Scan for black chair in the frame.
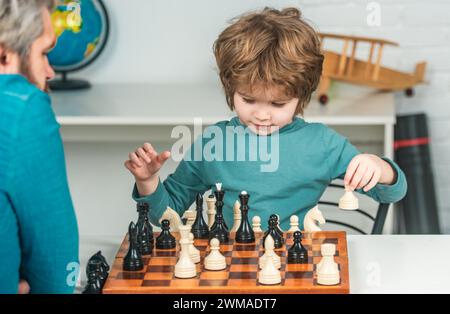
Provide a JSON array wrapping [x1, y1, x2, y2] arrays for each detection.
[[318, 183, 390, 235]]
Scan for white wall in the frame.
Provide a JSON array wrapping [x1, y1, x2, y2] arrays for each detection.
[[70, 0, 450, 232]]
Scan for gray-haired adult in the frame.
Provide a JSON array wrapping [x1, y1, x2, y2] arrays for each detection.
[[1, 0, 79, 294]]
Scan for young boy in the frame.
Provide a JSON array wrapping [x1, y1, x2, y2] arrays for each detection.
[[125, 7, 407, 230]]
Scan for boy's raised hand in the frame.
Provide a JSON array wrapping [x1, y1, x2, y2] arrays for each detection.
[[124, 143, 171, 182], [344, 154, 396, 192]]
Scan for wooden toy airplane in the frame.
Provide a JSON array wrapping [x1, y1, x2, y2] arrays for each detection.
[[317, 33, 427, 105]]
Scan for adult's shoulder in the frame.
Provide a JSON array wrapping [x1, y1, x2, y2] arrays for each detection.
[[0, 75, 55, 139], [0, 74, 44, 105]]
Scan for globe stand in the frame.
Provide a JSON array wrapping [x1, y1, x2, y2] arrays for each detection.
[[50, 72, 91, 91]]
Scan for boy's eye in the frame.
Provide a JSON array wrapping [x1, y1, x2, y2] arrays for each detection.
[[243, 98, 255, 104], [272, 102, 286, 107]]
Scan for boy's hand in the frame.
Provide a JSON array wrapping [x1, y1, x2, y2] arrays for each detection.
[[344, 154, 396, 192], [124, 143, 171, 183], [18, 279, 30, 294]]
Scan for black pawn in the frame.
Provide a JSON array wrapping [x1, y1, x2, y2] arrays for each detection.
[[270, 214, 285, 245], [156, 219, 176, 249], [136, 202, 154, 255], [235, 192, 255, 243], [191, 193, 209, 239], [287, 231, 308, 264], [263, 217, 283, 249], [209, 214, 229, 243], [123, 222, 144, 271]]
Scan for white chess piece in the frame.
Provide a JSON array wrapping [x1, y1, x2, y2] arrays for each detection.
[[206, 194, 216, 229], [188, 233, 200, 263], [231, 200, 241, 232], [204, 238, 227, 271], [258, 235, 281, 285], [303, 206, 326, 232], [178, 224, 191, 242], [288, 215, 300, 232], [183, 209, 196, 227], [252, 216, 262, 233], [159, 206, 182, 232], [174, 227, 197, 278], [317, 243, 340, 285], [259, 236, 281, 270], [339, 187, 359, 210]]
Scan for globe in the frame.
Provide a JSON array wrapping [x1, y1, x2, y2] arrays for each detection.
[[49, 0, 110, 90]]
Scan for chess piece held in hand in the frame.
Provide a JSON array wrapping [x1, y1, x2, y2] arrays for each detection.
[[339, 186, 359, 210]]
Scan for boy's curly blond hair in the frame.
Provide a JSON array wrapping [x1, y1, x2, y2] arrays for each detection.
[[214, 7, 324, 116]]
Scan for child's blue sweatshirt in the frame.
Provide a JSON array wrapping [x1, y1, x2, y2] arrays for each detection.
[[133, 116, 407, 230]]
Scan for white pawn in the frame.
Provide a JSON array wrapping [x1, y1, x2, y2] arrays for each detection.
[[174, 237, 197, 279], [231, 200, 241, 232], [258, 235, 281, 285], [259, 237, 281, 270], [339, 187, 359, 210], [188, 233, 200, 263], [252, 216, 263, 233], [288, 215, 300, 232], [204, 238, 227, 271], [317, 244, 340, 285]]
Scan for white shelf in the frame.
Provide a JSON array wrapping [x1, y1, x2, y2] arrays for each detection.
[[51, 83, 395, 126]]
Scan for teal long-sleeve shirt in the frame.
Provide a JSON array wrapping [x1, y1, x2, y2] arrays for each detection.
[[0, 75, 79, 294], [133, 116, 407, 231]]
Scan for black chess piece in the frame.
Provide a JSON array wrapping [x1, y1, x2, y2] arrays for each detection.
[[209, 187, 229, 243], [136, 202, 154, 255], [235, 192, 255, 243], [123, 222, 144, 271], [263, 217, 283, 249], [156, 219, 177, 249], [209, 213, 229, 243], [270, 214, 285, 244], [82, 251, 110, 294], [287, 231, 308, 264], [191, 193, 209, 239]]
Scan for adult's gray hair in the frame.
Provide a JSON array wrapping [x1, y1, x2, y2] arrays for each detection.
[[0, 0, 56, 61]]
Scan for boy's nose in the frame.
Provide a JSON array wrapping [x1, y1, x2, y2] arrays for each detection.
[[255, 111, 271, 121]]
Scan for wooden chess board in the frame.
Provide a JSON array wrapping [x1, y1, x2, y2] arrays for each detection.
[[103, 231, 349, 294]]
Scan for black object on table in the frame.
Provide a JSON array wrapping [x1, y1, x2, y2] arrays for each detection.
[[236, 192, 255, 243], [192, 193, 210, 239], [123, 222, 144, 271], [395, 113, 441, 234], [156, 219, 177, 249], [287, 231, 308, 264]]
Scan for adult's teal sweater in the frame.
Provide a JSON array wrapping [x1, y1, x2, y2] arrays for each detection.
[[0, 75, 79, 294]]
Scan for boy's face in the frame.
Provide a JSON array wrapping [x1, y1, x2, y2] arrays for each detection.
[[233, 84, 299, 136]]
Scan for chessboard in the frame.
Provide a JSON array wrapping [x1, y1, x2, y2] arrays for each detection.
[[102, 231, 349, 294]]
